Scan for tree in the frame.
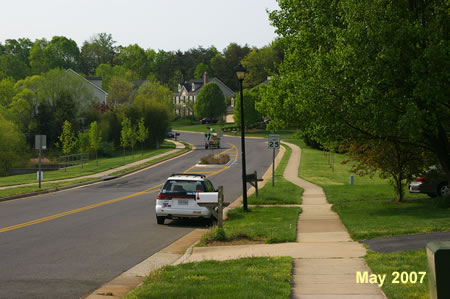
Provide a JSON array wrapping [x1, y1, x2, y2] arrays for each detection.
[[233, 88, 262, 130], [194, 63, 212, 79], [210, 43, 250, 91], [95, 64, 135, 92], [117, 44, 152, 79], [107, 76, 135, 107], [89, 121, 102, 166], [80, 33, 116, 74], [0, 111, 26, 175], [194, 82, 226, 120], [0, 54, 29, 80], [58, 120, 77, 156], [136, 117, 149, 155], [262, 0, 450, 183], [0, 78, 16, 107], [241, 43, 283, 89], [120, 117, 131, 158], [343, 140, 435, 202], [29, 39, 50, 74], [46, 36, 81, 70]]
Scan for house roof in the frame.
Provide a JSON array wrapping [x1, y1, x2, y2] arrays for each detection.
[[66, 69, 108, 96], [175, 77, 235, 98]]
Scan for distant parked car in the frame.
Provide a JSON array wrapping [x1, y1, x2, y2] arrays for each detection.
[[200, 118, 218, 124], [408, 167, 449, 197], [167, 131, 180, 139]]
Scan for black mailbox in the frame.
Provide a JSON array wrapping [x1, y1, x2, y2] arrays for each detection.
[[427, 241, 450, 299]]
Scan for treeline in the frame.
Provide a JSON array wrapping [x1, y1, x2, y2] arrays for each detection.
[[0, 33, 283, 91], [0, 68, 173, 175], [0, 33, 283, 175]]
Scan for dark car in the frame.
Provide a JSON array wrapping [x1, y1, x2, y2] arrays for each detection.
[[167, 131, 180, 139], [200, 118, 218, 124], [408, 167, 449, 197]]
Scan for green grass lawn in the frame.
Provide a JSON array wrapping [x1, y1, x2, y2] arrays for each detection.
[[287, 139, 450, 240], [333, 199, 450, 240], [0, 178, 98, 199], [0, 141, 176, 187], [248, 143, 303, 205], [199, 206, 301, 245], [125, 257, 293, 299], [365, 249, 429, 299]]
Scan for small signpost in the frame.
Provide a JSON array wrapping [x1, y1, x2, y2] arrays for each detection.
[[268, 134, 280, 186], [35, 135, 46, 189]]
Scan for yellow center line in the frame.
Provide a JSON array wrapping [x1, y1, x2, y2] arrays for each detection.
[[0, 140, 239, 234]]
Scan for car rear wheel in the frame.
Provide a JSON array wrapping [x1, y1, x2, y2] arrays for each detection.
[[438, 183, 449, 197], [156, 216, 166, 225]]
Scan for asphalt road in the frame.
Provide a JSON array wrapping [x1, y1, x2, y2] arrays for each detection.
[[0, 132, 274, 299], [360, 231, 450, 253]]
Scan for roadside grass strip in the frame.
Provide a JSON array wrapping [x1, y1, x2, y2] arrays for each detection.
[[125, 257, 293, 299], [365, 249, 429, 299], [199, 206, 301, 246], [248, 143, 303, 205], [0, 178, 98, 199], [0, 141, 176, 187]]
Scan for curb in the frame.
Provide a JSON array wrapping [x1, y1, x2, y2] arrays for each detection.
[[0, 145, 192, 203]]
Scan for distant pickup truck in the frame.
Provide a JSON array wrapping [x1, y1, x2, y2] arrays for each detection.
[[204, 132, 220, 149]]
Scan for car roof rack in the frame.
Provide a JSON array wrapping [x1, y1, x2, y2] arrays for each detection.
[[170, 173, 206, 178]]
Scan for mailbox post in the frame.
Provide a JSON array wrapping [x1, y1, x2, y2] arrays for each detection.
[[427, 241, 450, 298]]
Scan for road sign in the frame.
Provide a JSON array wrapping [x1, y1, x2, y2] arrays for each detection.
[[268, 134, 280, 149], [35, 135, 47, 150], [205, 133, 212, 141]]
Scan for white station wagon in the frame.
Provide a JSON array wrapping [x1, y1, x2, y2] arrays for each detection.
[[155, 174, 216, 224]]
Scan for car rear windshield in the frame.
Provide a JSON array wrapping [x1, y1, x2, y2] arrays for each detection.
[[161, 180, 205, 196]]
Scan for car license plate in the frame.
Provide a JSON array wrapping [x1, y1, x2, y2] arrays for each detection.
[[178, 199, 188, 205]]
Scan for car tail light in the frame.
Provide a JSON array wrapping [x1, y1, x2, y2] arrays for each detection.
[[416, 177, 425, 182], [156, 193, 173, 200]]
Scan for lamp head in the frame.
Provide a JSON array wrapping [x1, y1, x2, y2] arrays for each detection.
[[235, 63, 246, 81]]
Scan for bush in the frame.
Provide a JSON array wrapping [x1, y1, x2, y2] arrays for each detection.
[[213, 227, 227, 241], [200, 154, 230, 165], [98, 141, 115, 157]]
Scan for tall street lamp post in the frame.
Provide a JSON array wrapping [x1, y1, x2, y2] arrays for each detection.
[[235, 64, 248, 211]]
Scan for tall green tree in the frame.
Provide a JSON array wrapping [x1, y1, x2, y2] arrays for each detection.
[[58, 120, 77, 155], [194, 63, 212, 79], [89, 121, 102, 166], [210, 43, 250, 91], [234, 88, 262, 130], [0, 111, 26, 175], [136, 117, 149, 155], [262, 0, 450, 182], [120, 117, 132, 157], [80, 33, 116, 74], [194, 82, 226, 120], [117, 44, 152, 79]]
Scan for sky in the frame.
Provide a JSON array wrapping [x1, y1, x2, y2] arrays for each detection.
[[1, 0, 280, 52]]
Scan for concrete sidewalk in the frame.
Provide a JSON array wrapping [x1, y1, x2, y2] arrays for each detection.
[[180, 141, 386, 298], [0, 140, 186, 191]]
